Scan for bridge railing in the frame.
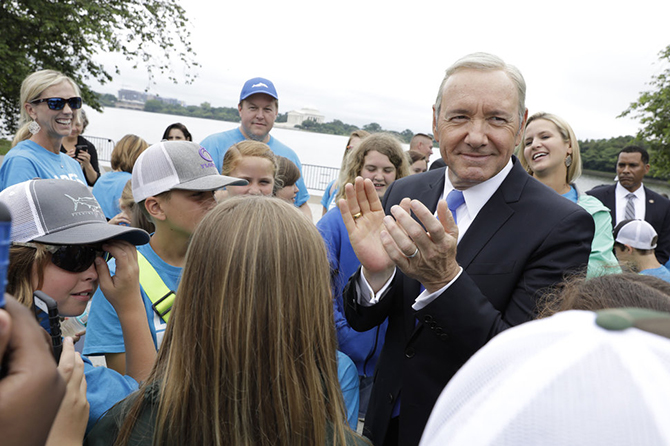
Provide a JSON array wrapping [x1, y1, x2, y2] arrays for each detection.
[[301, 164, 339, 191]]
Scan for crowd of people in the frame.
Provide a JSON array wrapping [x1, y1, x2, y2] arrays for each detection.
[[1, 52, 670, 446]]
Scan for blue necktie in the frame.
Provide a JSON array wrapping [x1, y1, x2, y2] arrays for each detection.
[[446, 189, 465, 224]]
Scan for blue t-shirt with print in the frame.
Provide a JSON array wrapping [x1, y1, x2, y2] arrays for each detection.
[[200, 127, 310, 206], [0, 139, 85, 190], [83, 241, 181, 355]]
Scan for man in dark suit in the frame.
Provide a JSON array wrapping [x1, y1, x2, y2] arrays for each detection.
[[338, 53, 594, 446], [587, 146, 670, 264]]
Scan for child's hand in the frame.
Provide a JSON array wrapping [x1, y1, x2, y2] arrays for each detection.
[[46, 337, 88, 446], [95, 240, 141, 313]]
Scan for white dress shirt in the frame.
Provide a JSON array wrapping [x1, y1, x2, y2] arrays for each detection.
[[615, 182, 646, 225], [358, 159, 514, 310]]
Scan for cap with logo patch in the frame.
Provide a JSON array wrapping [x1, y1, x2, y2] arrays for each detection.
[[0, 179, 150, 245], [132, 141, 247, 202], [239, 77, 278, 101]]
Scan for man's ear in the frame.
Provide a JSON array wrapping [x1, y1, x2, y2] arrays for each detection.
[[432, 105, 439, 142], [144, 196, 166, 222]]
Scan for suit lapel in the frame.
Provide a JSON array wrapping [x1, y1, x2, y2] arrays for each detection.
[[457, 162, 526, 269], [645, 186, 659, 222]]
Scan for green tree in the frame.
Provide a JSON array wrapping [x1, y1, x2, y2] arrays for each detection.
[[0, 0, 197, 135], [144, 99, 164, 113], [363, 122, 383, 133], [620, 45, 670, 179]]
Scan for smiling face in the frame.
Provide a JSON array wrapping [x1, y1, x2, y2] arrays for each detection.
[[36, 255, 98, 317], [523, 119, 571, 178], [238, 94, 278, 142], [359, 150, 397, 199], [617, 152, 649, 192], [25, 81, 78, 142], [433, 69, 526, 189], [226, 156, 275, 197]]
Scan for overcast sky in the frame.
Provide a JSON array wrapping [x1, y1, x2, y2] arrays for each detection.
[[92, 0, 670, 141]]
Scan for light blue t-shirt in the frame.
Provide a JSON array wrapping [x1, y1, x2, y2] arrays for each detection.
[[321, 179, 339, 211], [92, 171, 132, 219], [200, 127, 310, 206], [641, 266, 670, 284], [83, 242, 182, 355], [0, 139, 85, 190], [337, 350, 360, 430]]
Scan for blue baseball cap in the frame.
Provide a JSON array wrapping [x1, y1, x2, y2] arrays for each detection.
[[239, 77, 278, 101]]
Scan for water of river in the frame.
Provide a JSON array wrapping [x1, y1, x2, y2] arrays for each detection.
[[84, 107, 670, 196]]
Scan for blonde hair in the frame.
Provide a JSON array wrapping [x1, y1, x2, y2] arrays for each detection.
[[119, 180, 155, 233], [114, 197, 360, 445], [336, 132, 410, 202], [221, 140, 277, 177], [7, 244, 51, 307], [518, 112, 583, 184], [111, 134, 149, 172], [12, 70, 81, 147]]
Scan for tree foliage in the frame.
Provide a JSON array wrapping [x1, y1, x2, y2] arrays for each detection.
[[620, 45, 670, 179], [0, 0, 197, 135]]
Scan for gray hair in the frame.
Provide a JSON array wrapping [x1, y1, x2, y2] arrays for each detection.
[[434, 52, 526, 126]]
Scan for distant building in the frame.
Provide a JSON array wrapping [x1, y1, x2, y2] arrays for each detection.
[[287, 108, 325, 127], [147, 95, 184, 107], [115, 89, 184, 110]]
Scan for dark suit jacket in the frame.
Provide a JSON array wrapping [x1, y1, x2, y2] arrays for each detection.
[[344, 158, 594, 446], [586, 184, 670, 264]]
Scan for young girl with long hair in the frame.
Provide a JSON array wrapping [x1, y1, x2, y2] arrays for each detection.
[[86, 197, 368, 445]]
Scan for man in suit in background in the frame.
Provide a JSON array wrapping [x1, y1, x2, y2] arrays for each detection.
[[339, 53, 594, 446], [587, 146, 670, 264]]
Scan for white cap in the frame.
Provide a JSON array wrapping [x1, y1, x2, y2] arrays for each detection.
[[420, 310, 670, 446], [132, 141, 247, 202], [614, 219, 658, 250]]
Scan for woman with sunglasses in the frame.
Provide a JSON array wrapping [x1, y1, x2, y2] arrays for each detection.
[[0, 178, 155, 438], [0, 70, 87, 190]]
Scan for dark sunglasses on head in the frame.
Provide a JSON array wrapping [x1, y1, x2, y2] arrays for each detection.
[[13, 242, 107, 273], [30, 97, 82, 111]]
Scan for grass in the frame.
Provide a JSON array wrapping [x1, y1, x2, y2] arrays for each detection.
[[0, 139, 10, 155]]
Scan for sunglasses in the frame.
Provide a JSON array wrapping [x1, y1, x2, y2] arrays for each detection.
[[13, 242, 106, 273], [30, 97, 82, 111]]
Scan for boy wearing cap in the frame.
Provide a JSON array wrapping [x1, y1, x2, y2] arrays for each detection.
[[613, 219, 670, 283], [84, 141, 245, 373], [200, 77, 312, 219]]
